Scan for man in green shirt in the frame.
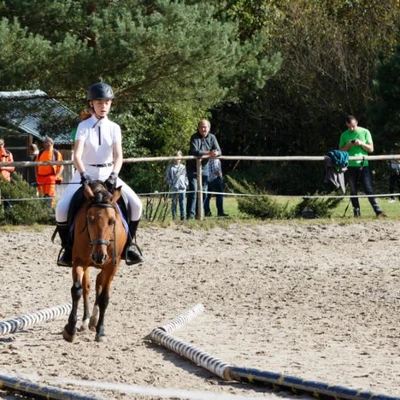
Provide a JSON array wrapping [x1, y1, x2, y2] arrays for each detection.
[[339, 115, 386, 217]]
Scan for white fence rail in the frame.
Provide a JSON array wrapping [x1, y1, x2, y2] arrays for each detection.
[[1, 154, 399, 220]]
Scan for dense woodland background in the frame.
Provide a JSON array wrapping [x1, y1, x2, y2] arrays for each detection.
[[1, 0, 400, 194]]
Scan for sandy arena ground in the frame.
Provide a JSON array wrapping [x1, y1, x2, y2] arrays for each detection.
[[0, 221, 399, 399]]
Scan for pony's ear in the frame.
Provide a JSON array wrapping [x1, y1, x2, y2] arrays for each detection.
[[83, 183, 95, 200], [111, 186, 123, 203]]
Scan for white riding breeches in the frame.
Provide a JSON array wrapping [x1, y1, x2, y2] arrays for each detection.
[[55, 165, 142, 223]]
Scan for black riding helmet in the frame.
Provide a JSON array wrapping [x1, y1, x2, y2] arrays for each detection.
[[87, 82, 115, 100]]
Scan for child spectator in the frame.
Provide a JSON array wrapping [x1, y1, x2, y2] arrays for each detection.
[[165, 150, 188, 220]]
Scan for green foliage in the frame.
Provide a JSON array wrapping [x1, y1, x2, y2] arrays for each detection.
[[0, 0, 280, 108], [369, 46, 400, 151], [212, 0, 400, 194], [294, 196, 343, 219], [0, 0, 280, 182], [118, 102, 207, 193], [0, 17, 51, 89], [2, 0, 400, 201], [227, 175, 343, 219], [226, 176, 294, 219], [0, 174, 51, 225]]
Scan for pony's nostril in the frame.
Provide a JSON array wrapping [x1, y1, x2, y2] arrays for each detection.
[[92, 253, 107, 265]]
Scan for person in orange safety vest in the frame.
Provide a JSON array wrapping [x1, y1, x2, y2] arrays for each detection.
[[35, 137, 63, 208], [0, 138, 15, 181]]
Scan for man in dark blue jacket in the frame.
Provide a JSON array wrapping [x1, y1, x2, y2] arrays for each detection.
[[186, 120, 221, 219]]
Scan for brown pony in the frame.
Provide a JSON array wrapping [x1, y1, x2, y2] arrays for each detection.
[[63, 181, 127, 342]]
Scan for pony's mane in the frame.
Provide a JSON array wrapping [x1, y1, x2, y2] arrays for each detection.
[[88, 181, 113, 206]]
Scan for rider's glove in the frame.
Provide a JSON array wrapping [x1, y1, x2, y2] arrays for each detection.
[[105, 172, 118, 193], [80, 171, 92, 185]]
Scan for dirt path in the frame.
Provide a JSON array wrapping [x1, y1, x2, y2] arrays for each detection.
[[0, 221, 399, 399]]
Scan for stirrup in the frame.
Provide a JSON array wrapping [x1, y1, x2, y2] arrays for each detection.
[[57, 247, 72, 267], [125, 243, 144, 266]]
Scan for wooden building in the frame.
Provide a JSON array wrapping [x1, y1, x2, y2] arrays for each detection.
[[0, 90, 76, 198]]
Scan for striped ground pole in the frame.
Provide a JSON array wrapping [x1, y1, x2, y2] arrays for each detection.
[[148, 306, 400, 400], [159, 303, 205, 334], [150, 328, 231, 380], [224, 366, 400, 400], [0, 373, 100, 400], [0, 303, 72, 336]]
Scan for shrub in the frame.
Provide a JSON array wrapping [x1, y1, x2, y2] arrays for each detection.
[[0, 174, 51, 225], [294, 196, 343, 219], [226, 176, 294, 219], [227, 176, 343, 220]]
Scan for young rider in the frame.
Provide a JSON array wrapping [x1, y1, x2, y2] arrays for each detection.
[[55, 82, 144, 266]]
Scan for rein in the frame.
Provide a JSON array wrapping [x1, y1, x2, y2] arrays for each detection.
[[86, 201, 118, 265]]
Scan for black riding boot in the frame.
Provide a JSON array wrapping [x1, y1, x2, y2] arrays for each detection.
[[57, 222, 72, 267], [126, 220, 144, 265]]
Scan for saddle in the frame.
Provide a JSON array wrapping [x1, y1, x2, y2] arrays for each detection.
[[67, 182, 130, 241], [51, 182, 130, 248]]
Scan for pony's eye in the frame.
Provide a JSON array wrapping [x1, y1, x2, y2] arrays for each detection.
[[109, 219, 115, 226]]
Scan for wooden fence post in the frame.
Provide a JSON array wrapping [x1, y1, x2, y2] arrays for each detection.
[[196, 158, 204, 220]]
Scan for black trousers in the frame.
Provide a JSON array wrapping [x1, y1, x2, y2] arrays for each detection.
[[346, 166, 381, 214]]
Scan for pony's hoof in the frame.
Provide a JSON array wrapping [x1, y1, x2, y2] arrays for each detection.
[[89, 316, 98, 331], [79, 319, 89, 332], [95, 334, 107, 343], [63, 327, 75, 343]]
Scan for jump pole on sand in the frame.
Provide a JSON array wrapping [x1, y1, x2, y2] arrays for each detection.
[[0, 373, 100, 400], [148, 306, 400, 400], [158, 303, 205, 334], [0, 303, 72, 336]]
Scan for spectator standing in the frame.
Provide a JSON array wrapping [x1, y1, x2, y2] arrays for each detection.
[[204, 157, 229, 217], [388, 158, 400, 202], [0, 138, 15, 181], [339, 115, 386, 217], [165, 150, 187, 220], [36, 137, 64, 208], [186, 120, 221, 219]]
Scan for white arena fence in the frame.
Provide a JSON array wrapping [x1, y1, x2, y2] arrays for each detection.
[[1, 154, 400, 219]]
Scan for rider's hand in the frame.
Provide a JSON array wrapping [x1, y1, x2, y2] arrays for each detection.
[[80, 171, 92, 185], [105, 172, 118, 193]]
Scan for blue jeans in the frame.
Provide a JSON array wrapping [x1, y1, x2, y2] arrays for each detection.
[[186, 170, 208, 218], [171, 192, 185, 219], [346, 166, 381, 214], [204, 177, 224, 215]]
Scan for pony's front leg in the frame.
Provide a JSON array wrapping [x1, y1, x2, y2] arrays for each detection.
[[79, 268, 91, 332], [95, 290, 109, 342], [94, 269, 116, 342], [63, 267, 84, 342]]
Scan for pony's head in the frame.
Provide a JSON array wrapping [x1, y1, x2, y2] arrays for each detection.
[[84, 181, 122, 265]]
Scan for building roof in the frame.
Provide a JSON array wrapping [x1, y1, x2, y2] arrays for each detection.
[[0, 90, 76, 145]]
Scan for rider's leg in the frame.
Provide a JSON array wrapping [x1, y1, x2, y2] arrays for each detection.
[[117, 178, 144, 265], [55, 173, 80, 267], [126, 220, 144, 265], [56, 221, 72, 266]]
